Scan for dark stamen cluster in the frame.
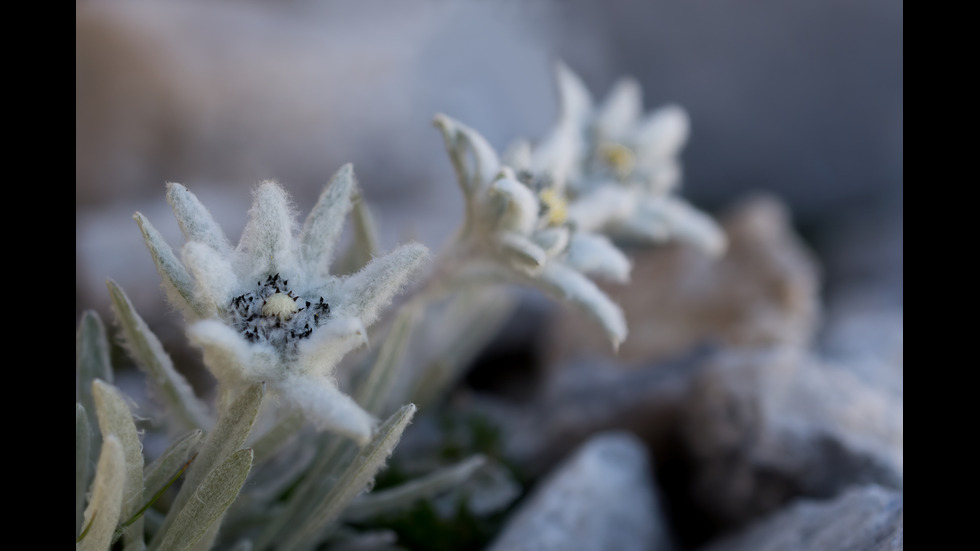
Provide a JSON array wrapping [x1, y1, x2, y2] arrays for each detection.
[[227, 273, 331, 356]]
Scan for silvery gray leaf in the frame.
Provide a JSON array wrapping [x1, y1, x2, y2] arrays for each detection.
[[248, 410, 304, 466], [93, 379, 145, 549], [279, 404, 417, 551], [142, 429, 204, 507], [355, 305, 420, 416], [107, 279, 211, 432], [76, 403, 91, 538], [154, 383, 264, 548], [78, 435, 125, 551], [344, 455, 487, 522], [334, 190, 380, 276], [76, 310, 112, 455], [153, 449, 254, 551]]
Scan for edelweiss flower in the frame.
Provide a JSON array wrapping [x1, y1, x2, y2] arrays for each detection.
[[517, 62, 727, 256], [135, 165, 428, 444], [434, 114, 629, 348]]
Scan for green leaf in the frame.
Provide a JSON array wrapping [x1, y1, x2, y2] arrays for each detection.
[[152, 383, 264, 550], [78, 436, 125, 551], [107, 279, 211, 432], [76, 403, 91, 538], [344, 455, 486, 522], [279, 404, 417, 551], [154, 449, 254, 551], [93, 380, 145, 549]]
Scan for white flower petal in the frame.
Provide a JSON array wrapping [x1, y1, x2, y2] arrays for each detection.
[[134, 212, 203, 318], [276, 375, 375, 446], [529, 62, 594, 190], [636, 196, 727, 256], [502, 138, 532, 172], [187, 320, 280, 385], [633, 104, 690, 160], [567, 186, 637, 232], [434, 114, 500, 195], [564, 232, 632, 283], [166, 182, 232, 255], [496, 231, 547, 274], [337, 242, 428, 325], [595, 77, 643, 142], [237, 181, 298, 280], [554, 61, 594, 128], [182, 242, 239, 317], [301, 164, 356, 277], [534, 263, 628, 350], [531, 226, 570, 257], [297, 316, 368, 378], [489, 177, 540, 235], [634, 157, 683, 195]]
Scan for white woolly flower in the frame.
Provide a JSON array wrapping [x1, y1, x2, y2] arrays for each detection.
[[135, 165, 428, 444], [521, 62, 727, 256], [434, 114, 629, 349]]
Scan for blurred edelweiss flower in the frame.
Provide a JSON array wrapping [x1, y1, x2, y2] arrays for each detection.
[[520, 62, 727, 256], [135, 165, 428, 444], [434, 114, 630, 349]]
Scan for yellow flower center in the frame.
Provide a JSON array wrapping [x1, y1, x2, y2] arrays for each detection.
[[538, 188, 568, 227], [599, 143, 635, 179]]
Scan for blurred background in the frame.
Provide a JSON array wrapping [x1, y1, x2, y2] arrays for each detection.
[[76, 0, 902, 338]]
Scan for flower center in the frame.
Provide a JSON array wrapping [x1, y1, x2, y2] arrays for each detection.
[[538, 188, 568, 227], [262, 292, 299, 320], [598, 142, 635, 179], [228, 273, 331, 355]]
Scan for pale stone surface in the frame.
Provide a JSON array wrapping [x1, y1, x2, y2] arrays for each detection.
[[547, 195, 821, 367], [701, 485, 903, 551], [684, 348, 903, 526], [485, 432, 671, 551]]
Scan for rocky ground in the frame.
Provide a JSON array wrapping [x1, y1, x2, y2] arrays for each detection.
[[399, 195, 902, 550]]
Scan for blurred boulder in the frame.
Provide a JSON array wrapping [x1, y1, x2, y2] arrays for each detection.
[[486, 432, 671, 551], [548, 195, 821, 366], [700, 485, 903, 551], [684, 348, 903, 527]]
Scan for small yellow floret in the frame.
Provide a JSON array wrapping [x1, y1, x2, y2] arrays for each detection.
[[262, 293, 299, 320], [599, 143, 636, 179], [538, 188, 568, 227]]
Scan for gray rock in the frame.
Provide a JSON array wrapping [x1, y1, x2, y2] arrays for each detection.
[[547, 196, 821, 367], [701, 485, 903, 551], [460, 348, 707, 476], [684, 348, 903, 526], [485, 432, 671, 551]]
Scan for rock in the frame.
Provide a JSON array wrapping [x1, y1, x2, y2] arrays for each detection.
[[456, 346, 707, 476], [485, 432, 671, 551], [684, 348, 903, 527], [547, 195, 821, 367], [820, 306, 903, 400], [700, 485, 903, 551]]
